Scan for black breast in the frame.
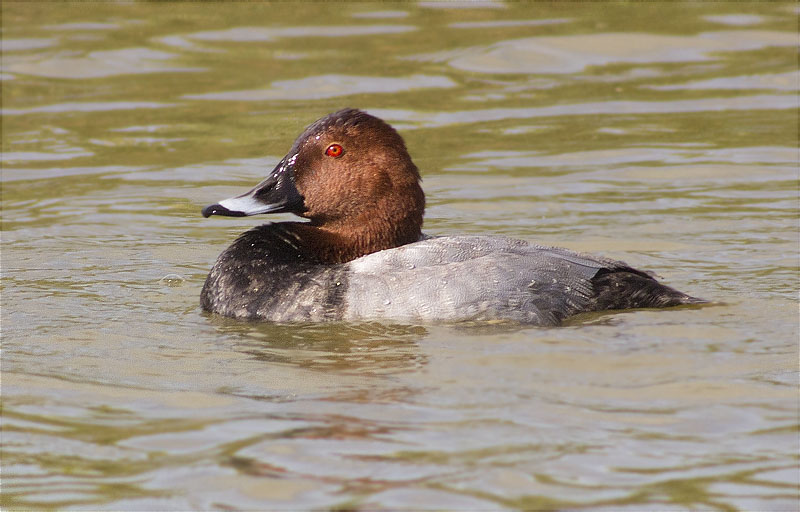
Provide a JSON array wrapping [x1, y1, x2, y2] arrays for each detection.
[[200, 224, 348, 321]]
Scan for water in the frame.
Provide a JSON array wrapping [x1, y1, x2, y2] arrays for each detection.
[[2, 2, 798, 510]]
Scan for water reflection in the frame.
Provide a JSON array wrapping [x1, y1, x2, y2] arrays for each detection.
[[186, 25, 416, 42], [212, 320, 429, 375], [2, 38, 58, 51], [449, 19, 570, 29], [408, 30, 797, 74], [351, 10, 410, 20], [185, 74, 457, 101], [372, 95, 795, 129], [2, 101, 174, 116], [702, 14, 767, 26], [5, 48, 204, 79], [647, 70, 799, 91]]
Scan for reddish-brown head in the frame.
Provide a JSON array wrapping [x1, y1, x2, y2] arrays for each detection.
[[202, 109, 426, 263]]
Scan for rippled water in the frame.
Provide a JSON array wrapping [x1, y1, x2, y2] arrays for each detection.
[[2, 2, 798, 510]]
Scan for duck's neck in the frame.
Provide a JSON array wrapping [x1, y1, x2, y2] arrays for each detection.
[[273, 181, 425, 264], [288, 214, 422, 264]]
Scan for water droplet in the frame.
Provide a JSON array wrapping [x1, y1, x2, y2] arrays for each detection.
[[159, 274, 185, 287]]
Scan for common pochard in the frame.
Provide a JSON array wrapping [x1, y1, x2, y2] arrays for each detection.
[[200, 109, 702, 324]]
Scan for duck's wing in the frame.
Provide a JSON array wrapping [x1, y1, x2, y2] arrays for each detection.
[[345, 235, 701, 325]]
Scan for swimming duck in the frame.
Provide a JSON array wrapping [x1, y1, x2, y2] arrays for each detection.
[[200, 109, 702, 324]]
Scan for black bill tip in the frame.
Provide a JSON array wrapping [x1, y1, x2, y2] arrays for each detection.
[[201, 204, 246, 218]]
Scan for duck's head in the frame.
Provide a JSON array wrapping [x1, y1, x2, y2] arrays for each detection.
[[202, 109, 426, 262]]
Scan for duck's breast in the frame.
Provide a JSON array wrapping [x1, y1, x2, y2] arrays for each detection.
[[200, 225, 350, 322]]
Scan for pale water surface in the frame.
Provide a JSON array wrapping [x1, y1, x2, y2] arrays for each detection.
[[2, 2, 798, 510]]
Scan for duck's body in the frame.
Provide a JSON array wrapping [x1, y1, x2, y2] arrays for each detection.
[[200, 109, 702, 325], [201, 226, 699, 324]]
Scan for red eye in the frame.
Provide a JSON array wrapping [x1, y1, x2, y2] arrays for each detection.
[[325, 143, 343, 158]]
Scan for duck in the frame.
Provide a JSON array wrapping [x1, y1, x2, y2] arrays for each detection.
[[200, 108, 703, 324]]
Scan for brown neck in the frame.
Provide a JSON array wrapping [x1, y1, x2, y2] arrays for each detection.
[[288, 212, 422, 264], [288, 174, 425, 264]]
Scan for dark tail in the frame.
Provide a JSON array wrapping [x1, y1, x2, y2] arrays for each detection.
[[590, 269, 706, 311]]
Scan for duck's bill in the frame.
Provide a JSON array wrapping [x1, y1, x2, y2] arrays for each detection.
[[202, 156, 305, 218]]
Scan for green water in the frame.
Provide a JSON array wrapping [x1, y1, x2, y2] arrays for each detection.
[[2, 2, 798, 510]]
